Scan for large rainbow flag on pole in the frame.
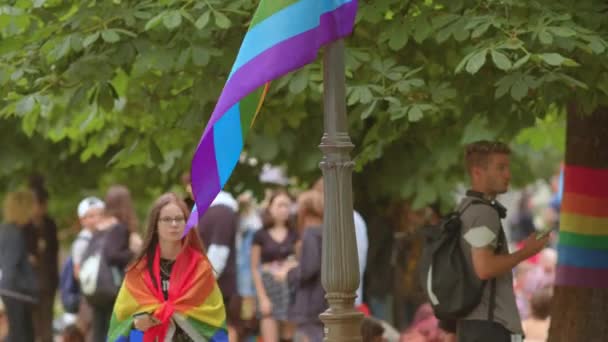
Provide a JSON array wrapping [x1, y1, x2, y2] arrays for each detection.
[[186, 0, 358, 231], [556, 165, 608, 288]]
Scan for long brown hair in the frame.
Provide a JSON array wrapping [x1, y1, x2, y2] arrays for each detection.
[[261, 190, 295, 230], [105, 185, 139, 233], [128, 192, 204, 271]]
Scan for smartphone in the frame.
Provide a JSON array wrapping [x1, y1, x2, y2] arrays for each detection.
[[535, 226, 552, 240]]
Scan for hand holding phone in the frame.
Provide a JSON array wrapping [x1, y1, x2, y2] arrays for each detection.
[[535, 226, 552, 240]]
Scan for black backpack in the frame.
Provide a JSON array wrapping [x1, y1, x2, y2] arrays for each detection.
[[78, 230, 124, 307], [418, 199, 505, 321]]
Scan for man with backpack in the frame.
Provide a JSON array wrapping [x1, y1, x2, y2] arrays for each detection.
[[421, 141, 549, 342], [60, 197, 104, 333]]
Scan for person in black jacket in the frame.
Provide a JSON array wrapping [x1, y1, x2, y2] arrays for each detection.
[[287, 190, 327, 342], [0, 190, 39, 342], [24, 175, 58, 342]]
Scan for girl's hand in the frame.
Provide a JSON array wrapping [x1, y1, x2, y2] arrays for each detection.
[[259, 297, 273, 316], [133, 314, 160, 332]]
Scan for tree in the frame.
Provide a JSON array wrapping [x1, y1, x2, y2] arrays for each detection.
[[548, 106, 608, 342], [1, 0, 585, 195]]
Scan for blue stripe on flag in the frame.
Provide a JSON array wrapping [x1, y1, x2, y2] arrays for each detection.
[[213, 104, 243, 187]]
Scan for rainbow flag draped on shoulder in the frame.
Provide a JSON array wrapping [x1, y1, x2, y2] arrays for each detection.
[[108, 246, 227, 341], [186, 0, 358, 230]]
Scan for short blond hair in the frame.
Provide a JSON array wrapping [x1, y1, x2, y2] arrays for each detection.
[[3, 190, 35, 226]]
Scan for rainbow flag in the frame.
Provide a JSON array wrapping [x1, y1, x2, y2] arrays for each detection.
[[556, 165, 608, 288], [108, 246, 227, 341], [186, 0, 358, 230]]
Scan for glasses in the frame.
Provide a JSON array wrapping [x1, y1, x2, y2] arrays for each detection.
[[158, 216, 186, 225]]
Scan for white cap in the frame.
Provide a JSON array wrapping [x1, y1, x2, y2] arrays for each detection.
[[77, 197, 105, 218]]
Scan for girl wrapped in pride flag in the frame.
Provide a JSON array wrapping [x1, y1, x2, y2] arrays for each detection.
[[108, 193, 227, 342]]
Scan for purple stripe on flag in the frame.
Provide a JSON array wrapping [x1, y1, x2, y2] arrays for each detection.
[[189, 128, 221, 228], [556, 265, 608, 288], [202, 1, 357, 135]]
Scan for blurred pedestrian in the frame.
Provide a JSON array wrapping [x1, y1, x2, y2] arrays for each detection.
[[288, 190, 327, 342], [197, 190, 239, 341], [23, 175, 58, 342], [0, 190, 39, 342], [251, 190, 298, 342]]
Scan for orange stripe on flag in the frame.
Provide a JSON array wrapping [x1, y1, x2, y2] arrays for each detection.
[[562, 192, 608, 218]]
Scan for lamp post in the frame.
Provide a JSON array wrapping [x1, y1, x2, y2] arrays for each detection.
[[319, 39, 363, 342]]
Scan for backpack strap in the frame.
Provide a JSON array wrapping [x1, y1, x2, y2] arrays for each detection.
[[488, 227, 506, 322]]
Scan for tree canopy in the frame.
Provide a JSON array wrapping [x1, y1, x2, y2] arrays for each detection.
[[4, 0, 604, 221]]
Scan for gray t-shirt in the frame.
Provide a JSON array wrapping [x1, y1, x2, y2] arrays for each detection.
[[458, 196, 523, 334]]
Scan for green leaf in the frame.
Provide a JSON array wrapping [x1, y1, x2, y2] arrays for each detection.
[[180, 9, 195, 24], [512, 54, 530, 69], [408, 105, 423, 122], [83, 32, 100, 48], [214, 11, 231, 29], [562, 58, 580, 67], [388, 30, 408, 51], [134, 11, 153, 19], [465, 50, 487, 74], [539, 30, 553, 45], [97, 83, 114, 112], [145, 12, 165, 31], [192, 47, 210, 66], [361, 100, 377, 120], [588, 37, 606, 54], [195, 11, 210, 30], [101, 30, 120, 43], [113, 28, 137, 37], [289, 69, 309, 94], [15, 96, 35, 116], [471, 22, 491, 39], [539, 53, 566, 66], [413, 17, 432, 43], [163, 10, 182, 30], [548, 26, 576, 37], [48, 37, 71, 62], [359, 87, 373, 104], [491, 50, 512, 71], [510, 79, 528, 101], [150, 139, 164, 165]]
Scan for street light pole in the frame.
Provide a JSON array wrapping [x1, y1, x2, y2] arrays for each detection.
[[319, 39, 363, 342]]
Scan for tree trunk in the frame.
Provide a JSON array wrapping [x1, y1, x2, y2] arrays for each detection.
[[548, 105, 608, 342]]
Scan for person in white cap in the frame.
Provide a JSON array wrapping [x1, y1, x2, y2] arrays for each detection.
[[65, 197, 105, 337], [73, 197, 105, 277]]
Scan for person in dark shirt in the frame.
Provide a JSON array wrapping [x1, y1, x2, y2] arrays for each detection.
[[0, 190, 38, 342], [251, 190, 298, 342], [287, 190, 327, 342], [24, 175, 58, 342], [197, 190, 239, 341]]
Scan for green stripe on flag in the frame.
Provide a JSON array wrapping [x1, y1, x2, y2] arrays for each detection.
[[239, 86, 265, 137], [559, 231, 608, 250], [250, 0, 300, 28]]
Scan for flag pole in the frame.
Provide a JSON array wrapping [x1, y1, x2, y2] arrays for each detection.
[[319, 39, 363, 341]]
